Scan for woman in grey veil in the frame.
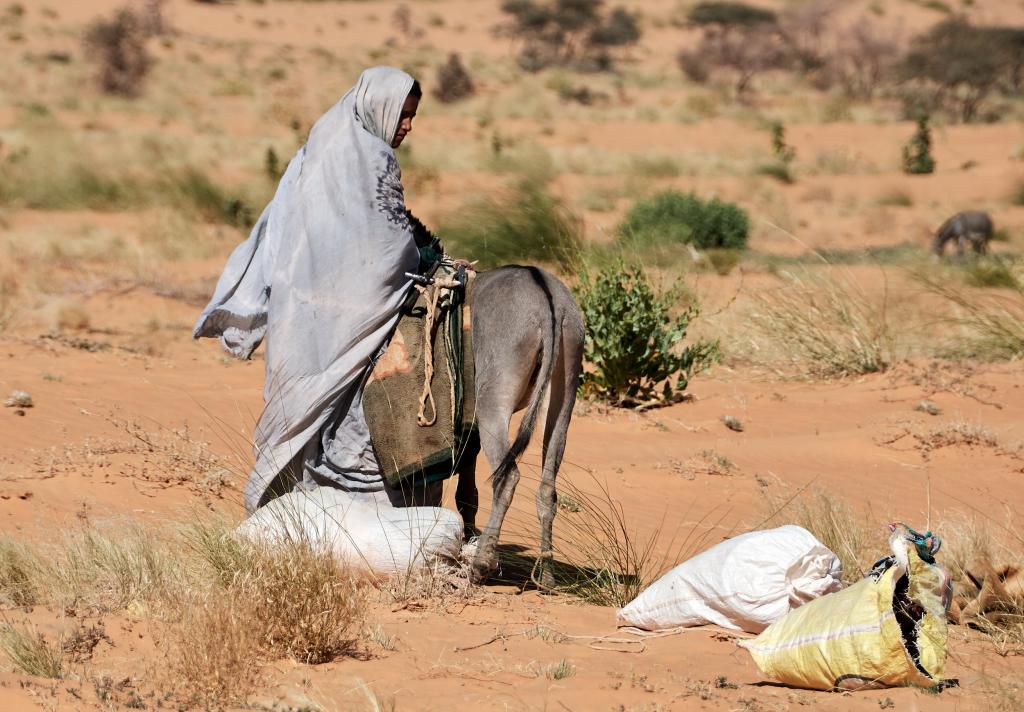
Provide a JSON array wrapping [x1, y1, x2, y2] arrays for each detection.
[[194, 66, 440, 513]]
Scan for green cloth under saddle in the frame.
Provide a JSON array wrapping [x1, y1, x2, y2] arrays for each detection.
[[363, 268, 476, 489]]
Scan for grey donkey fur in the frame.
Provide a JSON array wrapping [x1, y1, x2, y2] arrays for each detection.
[[450, 265, 585, 585], [933, 211, 994, 256]]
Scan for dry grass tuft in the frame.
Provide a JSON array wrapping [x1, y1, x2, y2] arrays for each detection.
[[51, 518, 368, 706], [51, 523, 174, 613], [0, 538, 41, 607], [0, 515, 367, 705], [0, 620, 64, 679], [748, 268, 898, 378], [545, 474, 721, 607], [160, 587, 264, 707], [182, 521, 365, 664], [914, 268, 1024, 360], [763, 488, 886, 583], [923, 419, 1000, 450], [54, 300, 91, 331]]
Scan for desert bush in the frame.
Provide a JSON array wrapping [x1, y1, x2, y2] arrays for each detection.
[[500, 0, 641, 72], [617, 190, 750, 251], [439, 176, 582, 270], [775, 0, 836, 74], [575, 261, 719, 406], [677, 51, 711, 83], [902, 114, 935, 175], [877, 188, 913, 207], [687, 1, 776, 27], [748, 268, 898, 378], [902, 19, 1019, 122], [678, 22, 789, 95], [82, 6, 152, 96], [754, 161, 793, 183], [163, 167, 259, 227], [433, 52, 475, 103], [0, 621, 64, 679], [825, 19, 902, 99], [756, 120, 795, 183]]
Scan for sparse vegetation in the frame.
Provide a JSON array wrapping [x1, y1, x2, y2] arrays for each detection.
[[902, 114, 936, 175], [433, 52, 475, 103], [915, 268, 1024, 359], [575, 261, 719, 406], [0, 518, 365, 706], [0, 621, 64, 679], [440, 176, 582, 270], [82, 6, 152, 96], [964, 256, 1021, 289], [748, 268, 898, 378], [679, 2, 788, 95], [764, 488, 885, 582], [500, 0, 641, 71], [544, 473, 714, 607], [902, 19, 1024, 122]]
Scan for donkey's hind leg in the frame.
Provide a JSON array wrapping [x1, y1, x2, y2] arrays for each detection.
[[534, 315, 585, 589], [454, 429, 481, 541]]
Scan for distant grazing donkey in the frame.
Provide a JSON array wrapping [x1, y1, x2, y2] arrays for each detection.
[[932, 211, 994, 257]]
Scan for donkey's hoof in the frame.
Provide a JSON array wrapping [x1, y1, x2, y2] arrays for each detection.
[[533, 556, 556, 590], [469, 556, 497, 585]]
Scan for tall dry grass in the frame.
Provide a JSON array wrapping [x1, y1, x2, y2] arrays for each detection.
[[0, 518, 366, 707], [747, 267, 900, 378], [914, 267, 1024, 361], [0, 621, 64, 679], [762, 487, 886, 582], [543, 472, 726, 606]]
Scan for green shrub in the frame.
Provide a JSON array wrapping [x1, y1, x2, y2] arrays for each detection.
[[902, 115, 936, 175], [617, 190, 750, 250], [440, 177, 582, 270], [575, 262, 719, 406]]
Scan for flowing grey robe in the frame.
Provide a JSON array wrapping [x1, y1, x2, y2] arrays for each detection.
[[194, 67, 421, 513]]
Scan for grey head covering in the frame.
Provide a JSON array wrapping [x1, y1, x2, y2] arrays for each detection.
[[194, 66, 422, 512]]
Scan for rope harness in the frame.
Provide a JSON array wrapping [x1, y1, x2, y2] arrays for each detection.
[[414, 273, 464, 428]]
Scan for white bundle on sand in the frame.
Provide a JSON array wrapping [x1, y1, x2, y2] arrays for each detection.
[[618, 525, 844, 634], [236, 487, 464, 575]]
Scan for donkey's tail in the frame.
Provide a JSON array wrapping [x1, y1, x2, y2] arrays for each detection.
[[490, 273, 559, 487]]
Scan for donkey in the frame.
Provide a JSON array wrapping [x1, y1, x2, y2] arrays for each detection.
[[451, 265, 585, 585], [932, 211, 994, 257]]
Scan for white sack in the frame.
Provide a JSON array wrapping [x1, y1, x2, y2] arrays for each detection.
[[236, 487, 463, 575], [617, 525, 843, 633]]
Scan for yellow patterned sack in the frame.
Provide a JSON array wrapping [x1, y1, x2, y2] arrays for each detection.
[[740, 534, 949, 691]]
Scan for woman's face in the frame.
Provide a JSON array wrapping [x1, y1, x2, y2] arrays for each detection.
[[391, 93, 419, 148]]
